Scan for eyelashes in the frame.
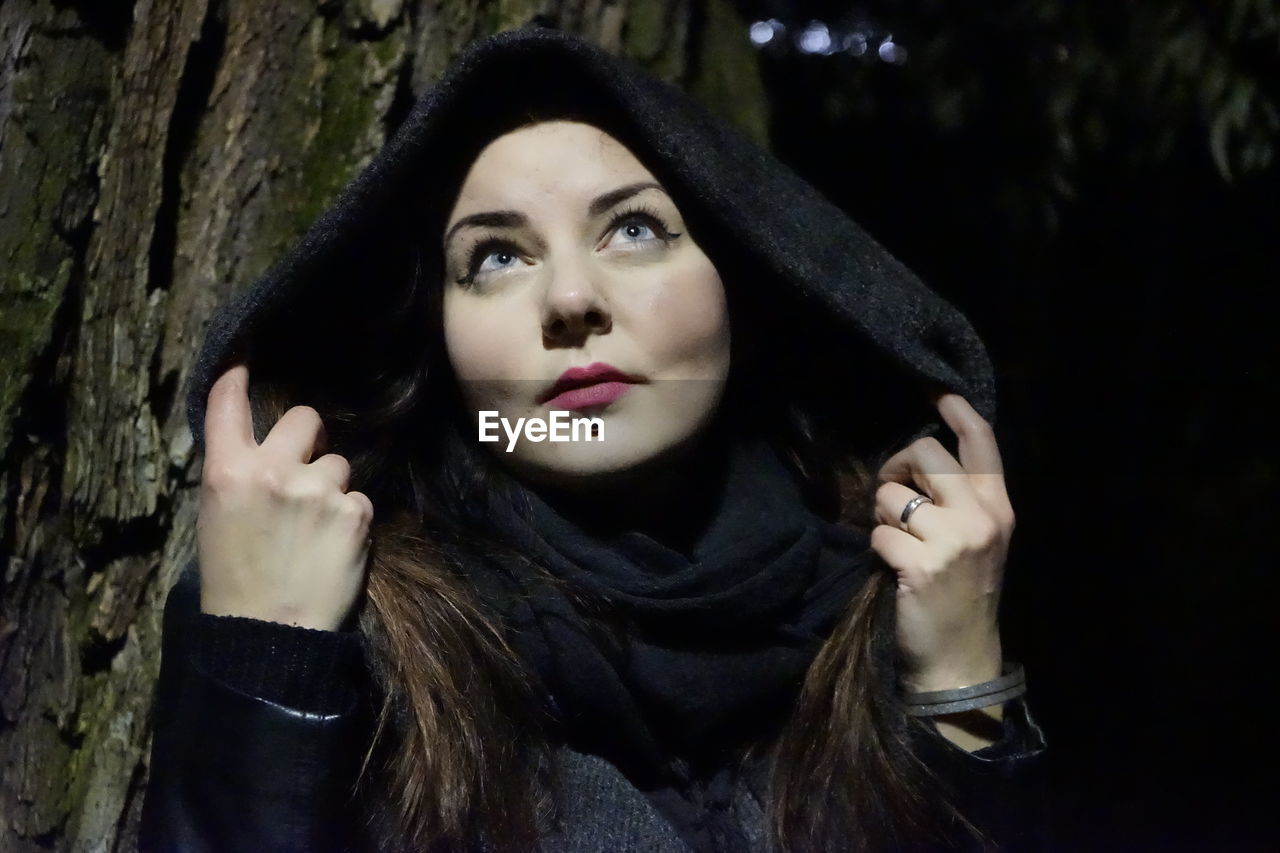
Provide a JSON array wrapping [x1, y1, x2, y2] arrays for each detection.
[[453, 204, 683, 288]]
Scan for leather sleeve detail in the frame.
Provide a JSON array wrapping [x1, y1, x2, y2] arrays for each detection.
[[928, 693, 1050, 763], [906, 695, 1054, 851], [139, 557, 369, 852], [149, 666, 364, 851]]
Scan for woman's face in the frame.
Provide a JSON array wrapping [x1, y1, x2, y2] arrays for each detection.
[[441, 120, 731, 488]]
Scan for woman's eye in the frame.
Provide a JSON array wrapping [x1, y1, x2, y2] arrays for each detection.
[[476, 249, 521, 275], [612, 219, 658, 244], [605, 214, 669, 249], [457, 240, 525, 287], [456, 211, 679, 287]]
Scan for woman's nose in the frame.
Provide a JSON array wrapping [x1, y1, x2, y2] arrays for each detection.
[[541, 261, 612, 343]]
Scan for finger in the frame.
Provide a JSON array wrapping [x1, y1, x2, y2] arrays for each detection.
[[260, 405, 328, 464], [874, 480, 948, 539], [309, 453, 351, 492], [204, 362, 257, 460], [935, 393, 1010, 508], [346, 490, 374, 523], [877, 436, 978, 511], [869, 523, 930, 591], [934, 393, 1003, 475]]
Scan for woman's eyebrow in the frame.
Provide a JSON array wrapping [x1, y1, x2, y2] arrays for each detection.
[[443, 181, 668, 249], [587, 180, 667, 217]]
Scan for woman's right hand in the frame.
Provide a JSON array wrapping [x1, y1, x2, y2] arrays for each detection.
[[196, 361, 374, 631]]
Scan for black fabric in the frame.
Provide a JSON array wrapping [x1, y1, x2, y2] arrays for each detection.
[[190, 611, 363, 714], [452, 428, 874, 851], [141, 558, 1050, 852], [140, 559, 371, 853]]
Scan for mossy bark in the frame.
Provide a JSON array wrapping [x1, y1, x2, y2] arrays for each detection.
[[0, 0, 768, 850]]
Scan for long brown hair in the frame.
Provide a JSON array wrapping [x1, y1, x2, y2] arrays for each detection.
[[240, 168, 989, 853]]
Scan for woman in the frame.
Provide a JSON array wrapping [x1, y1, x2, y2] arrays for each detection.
[[140, 23, 1048, 853]]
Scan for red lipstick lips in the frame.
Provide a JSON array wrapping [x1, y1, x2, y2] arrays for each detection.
[[538, 362, 643, 411]]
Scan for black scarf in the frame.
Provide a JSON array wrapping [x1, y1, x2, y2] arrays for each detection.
[[449, 429, 876, 851]]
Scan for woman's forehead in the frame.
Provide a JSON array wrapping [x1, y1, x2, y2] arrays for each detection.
[[445, 120, 665, 224], [479, 123, 647, 180]]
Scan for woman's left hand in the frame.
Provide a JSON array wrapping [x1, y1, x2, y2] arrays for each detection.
[[871, 391, 1014, 692]]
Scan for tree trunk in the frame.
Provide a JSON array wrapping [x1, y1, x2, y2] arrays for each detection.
[[0, 1, 766, 849]]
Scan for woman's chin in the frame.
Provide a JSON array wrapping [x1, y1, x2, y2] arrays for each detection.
[[500, 445, 666, 489], [493, 426, 702, 493]]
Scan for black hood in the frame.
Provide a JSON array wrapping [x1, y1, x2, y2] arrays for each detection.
[[185, 23, 996, 481]]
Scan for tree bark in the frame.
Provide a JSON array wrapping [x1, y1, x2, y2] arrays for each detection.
[[0, 1, 767, 850]]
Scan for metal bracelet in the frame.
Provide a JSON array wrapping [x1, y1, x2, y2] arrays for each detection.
[[904, 682, 1027, 716], [901, 662, 1026, 716]]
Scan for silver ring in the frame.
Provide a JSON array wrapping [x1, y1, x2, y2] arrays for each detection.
[[899, 494, 934, 529]]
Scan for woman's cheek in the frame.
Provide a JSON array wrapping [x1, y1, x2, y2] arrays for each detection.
[[644, 266, 730, 376], [444, 298, 518, 383]]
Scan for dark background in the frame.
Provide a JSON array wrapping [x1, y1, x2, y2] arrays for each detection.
[[737, 2, 1278, 849]]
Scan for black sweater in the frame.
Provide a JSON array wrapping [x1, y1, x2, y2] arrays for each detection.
[[139, 558, 1052, 852]]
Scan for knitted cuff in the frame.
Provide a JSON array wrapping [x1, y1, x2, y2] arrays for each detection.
[[189, 613, 364, 715]]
